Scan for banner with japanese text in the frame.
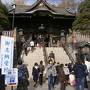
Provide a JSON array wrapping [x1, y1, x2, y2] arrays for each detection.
[[1, 36, 14, 74], [5, 68, 18, 86], [0, 37, 2, 69]]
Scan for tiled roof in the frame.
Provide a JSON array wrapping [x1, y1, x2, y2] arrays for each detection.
[[9, 0, 76, 16]]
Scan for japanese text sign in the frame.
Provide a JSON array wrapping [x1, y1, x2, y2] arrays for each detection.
[[5, 68, 18, 86], [1, 36, 14, 74]]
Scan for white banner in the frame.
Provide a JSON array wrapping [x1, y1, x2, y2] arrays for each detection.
[[1, 36, 14, 74], [5, 68, 18, 86], [0, 52, 2, 69], [0, 37, 1, 68]]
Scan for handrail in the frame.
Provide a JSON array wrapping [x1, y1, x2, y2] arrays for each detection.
[[42, 44, 48, 66], [63, 45, 75, 63], [43, 42, 75, 64]]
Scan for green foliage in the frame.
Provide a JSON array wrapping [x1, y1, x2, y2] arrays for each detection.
[[0, 2, 9, 30], [72, 0, 90, 33]]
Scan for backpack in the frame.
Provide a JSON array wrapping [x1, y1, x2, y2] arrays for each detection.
[[18, 64, 29, 80]]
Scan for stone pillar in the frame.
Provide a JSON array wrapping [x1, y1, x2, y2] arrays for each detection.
[[49, 34, 53, 47]]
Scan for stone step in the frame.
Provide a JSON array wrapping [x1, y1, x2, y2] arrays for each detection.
[[23, 47, 45, 77], [23, 47, 71, 77], [46, 47, 71, 64]]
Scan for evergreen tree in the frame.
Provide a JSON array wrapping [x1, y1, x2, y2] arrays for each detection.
[[0, 1, 9, 30], [72, 0, 90, 33]]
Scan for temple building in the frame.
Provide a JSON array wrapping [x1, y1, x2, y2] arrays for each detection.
[[1, 0, 85, 66], [3, 0, 83, 46], [9, 0, 81, 46], [1, 0, 83, 46]]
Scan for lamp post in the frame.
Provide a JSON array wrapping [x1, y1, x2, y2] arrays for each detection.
[[38, 24, 45, 46], [12, 4, 16, 30], [60, 30, 66, 46], [11, 4, 16, 90]]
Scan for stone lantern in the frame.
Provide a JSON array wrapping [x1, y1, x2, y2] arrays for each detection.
[[77, 41, 90, 62]]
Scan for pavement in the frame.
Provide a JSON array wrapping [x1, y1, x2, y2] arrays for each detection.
[[6, 79, 90, 90], [29, 80, 74, 90]]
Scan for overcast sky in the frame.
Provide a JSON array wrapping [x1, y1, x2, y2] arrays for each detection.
[[1, 0, 36, 5], [1, 0, 14, 4], [1, 0, 83, 6]]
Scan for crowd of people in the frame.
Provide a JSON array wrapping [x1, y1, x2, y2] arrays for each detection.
[[17, 51, 90, 90], [22, 34, 50, 55]]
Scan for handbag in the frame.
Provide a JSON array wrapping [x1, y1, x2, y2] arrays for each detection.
[[69, 74, 76, 86]]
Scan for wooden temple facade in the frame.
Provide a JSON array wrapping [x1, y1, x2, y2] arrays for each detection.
[[8, 0, 81, 46]]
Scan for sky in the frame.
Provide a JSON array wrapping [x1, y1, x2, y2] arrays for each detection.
[[1, 0, 14, 4], [47, 0, 63, 6], [1, 0, 37, 5], [1, 0, 83, 5]]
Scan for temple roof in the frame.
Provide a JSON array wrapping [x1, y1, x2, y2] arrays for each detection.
[[78, 41, 90, 48], [9, 0, 76, 16]]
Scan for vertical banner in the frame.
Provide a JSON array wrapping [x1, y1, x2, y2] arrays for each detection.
[[5, 68, 18, 86], [1, 36, 14, 74], [0, 36, 1, 68]]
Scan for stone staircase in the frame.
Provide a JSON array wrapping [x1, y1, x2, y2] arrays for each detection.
[[63, 45, 76, 63], [23, 47, 71, 77], [46, 47, 71, 64], [23, 47, 45, 77]]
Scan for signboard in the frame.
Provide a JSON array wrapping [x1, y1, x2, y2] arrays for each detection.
[[5, 68, 18, 86], [1, 36, 14, 74], [0, 37, 1, 68]]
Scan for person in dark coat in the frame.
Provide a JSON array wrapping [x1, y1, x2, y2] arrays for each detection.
[[32, 63, 40, 87], [73, 60, 88, 90], [55, 62, 60, 85], [58, 64, 66, 90], [17, 60, 29, 90], [0, 69, 5, 90], [39, 61, 45, 85]]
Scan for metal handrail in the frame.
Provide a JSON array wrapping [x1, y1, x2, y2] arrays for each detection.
[[42, 44, 48, 66], [63, 45, 75, 63]]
